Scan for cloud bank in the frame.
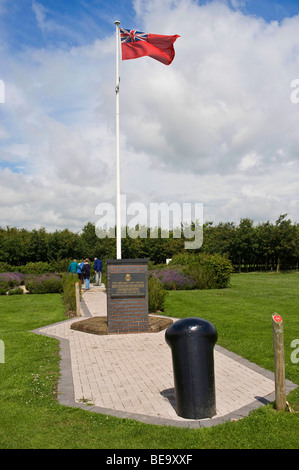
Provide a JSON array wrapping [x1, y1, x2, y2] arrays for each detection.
[[0, 0, 299, 232]]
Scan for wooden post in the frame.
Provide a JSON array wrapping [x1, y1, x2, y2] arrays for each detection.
[[75, 282, 82, 317], [272, 313, 286, 411], [0, 339, 4, 363]]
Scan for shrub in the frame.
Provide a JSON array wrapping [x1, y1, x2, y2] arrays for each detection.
[[0, 272, 25, 288], [0, 282, 9, 295], [0, 272, 26, 294], [49, 259, 70, 273], [19, 262, 54, 275], [0, 260, 71, 275], [7, 287, 23, 295], [25, 274, 63, 294], [170, 253, 233, 289], [150, 267, 196, 290], [148, 276, 168, 313], [0, 262, 13, 272], [196, 253, 233, 288], [62, 273, 80, 316], [187, 263, 216, 289], [167, 252, 191, 266]]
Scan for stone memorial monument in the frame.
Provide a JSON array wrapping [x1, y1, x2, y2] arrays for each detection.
[[106, 259, 149, 334]]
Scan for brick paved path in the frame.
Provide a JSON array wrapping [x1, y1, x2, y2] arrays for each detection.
[[33, 287, 296, 428]]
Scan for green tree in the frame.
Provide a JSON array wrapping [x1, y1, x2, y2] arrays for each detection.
[[273, 214, 297, 272], [202, 221, 236, 259], [81, 222, 116, 260], [233, 219, 257, 271], [0, 227, 31, 265], [27, 228, 49, 262], [255, 221, 275, 270], [47, 229, 82, 261]]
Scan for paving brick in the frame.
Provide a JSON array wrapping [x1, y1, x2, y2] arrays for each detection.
[[33, 285, 297, 428]]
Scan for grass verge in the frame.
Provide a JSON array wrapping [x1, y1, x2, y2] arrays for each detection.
[[0, 274, 298, 449]]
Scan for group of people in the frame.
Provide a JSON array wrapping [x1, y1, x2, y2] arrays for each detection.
[[67, 257, 103, 290]]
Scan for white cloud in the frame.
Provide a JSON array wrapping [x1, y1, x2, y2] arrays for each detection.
[[1, 0, 299, 233], [238, 152, 261, 172], [31, 0, 47, 31]]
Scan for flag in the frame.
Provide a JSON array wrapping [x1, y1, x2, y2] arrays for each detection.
[[120, 28, 180, 65]]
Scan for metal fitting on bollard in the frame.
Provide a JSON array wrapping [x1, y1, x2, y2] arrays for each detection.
[[165, 317, 218, 419]]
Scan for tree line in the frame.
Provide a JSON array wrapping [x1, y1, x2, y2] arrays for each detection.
[[0, 214, 298, 272]]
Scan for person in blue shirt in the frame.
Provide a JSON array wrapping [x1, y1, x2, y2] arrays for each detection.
[[94, 257, 103, 286], [68, 259, 79, 274], [77, 261, 84, 284]]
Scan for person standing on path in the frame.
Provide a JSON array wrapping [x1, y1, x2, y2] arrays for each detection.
[[77, 260, 84, 284], [81, 259, 91, 290], [68, 259, 80, 274], [94, 257, 103, 286]]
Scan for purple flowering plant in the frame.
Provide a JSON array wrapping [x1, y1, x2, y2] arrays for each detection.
[[25, 273, 63, 294], [0, 272, 26, 287], [150, 268, 196, 290], [0, 271, 64, 295]]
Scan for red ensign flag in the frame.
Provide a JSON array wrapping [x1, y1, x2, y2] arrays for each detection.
[[120, 28, 180, 65]]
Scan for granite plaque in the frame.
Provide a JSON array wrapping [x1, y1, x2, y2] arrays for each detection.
[[110, 272, 146, 298]]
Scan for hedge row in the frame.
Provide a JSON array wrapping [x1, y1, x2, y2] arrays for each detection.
[[0, 260, 69, 275], [0, 272, 26, 295], [147, 253, 233, 311], [149, 253, 233, 291], [0, 253, 233, 313], [61, 273, 80, 317]]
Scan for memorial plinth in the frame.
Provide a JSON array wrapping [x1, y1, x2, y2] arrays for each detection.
[[106, 259, 149, 334]]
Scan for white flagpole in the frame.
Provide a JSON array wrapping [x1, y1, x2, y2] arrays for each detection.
[[115, 20, 121, 259]]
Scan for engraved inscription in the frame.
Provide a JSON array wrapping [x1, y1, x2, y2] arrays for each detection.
[[110, 273, 146, 297]]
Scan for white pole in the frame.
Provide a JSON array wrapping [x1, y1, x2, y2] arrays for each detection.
[[115, 20, 121, 259]]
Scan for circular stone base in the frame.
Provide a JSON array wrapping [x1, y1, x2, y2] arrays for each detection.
[[70, 316, 173, 335]]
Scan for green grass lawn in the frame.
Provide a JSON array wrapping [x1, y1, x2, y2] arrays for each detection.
[[0, 273, 298, 449], [164, 272, 299, 385]]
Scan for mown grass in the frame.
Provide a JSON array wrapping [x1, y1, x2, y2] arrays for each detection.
[[0, 273, 298, 449], [164, 272, 299, 384]]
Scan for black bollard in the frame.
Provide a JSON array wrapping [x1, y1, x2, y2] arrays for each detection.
[[165, 317, 218, 419]]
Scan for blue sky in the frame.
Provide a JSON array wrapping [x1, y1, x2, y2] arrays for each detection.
[[0, 0, 137, 51], [1, 0, 299, 52], [1, 0, 299, 232], [241, 0, 299, 21]]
